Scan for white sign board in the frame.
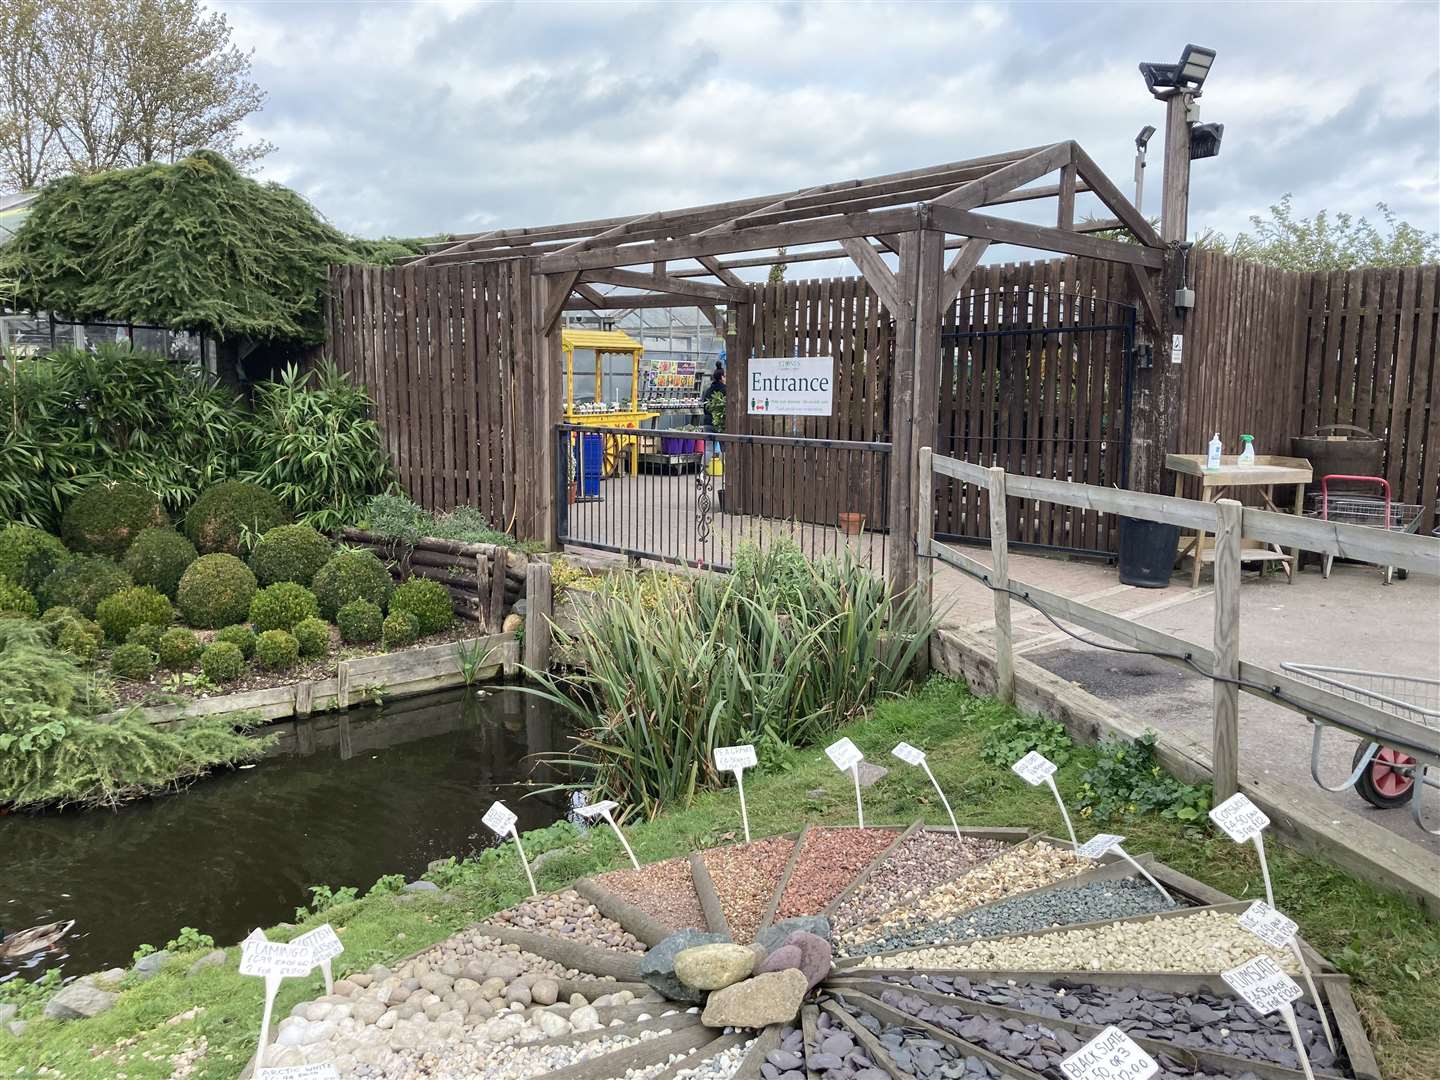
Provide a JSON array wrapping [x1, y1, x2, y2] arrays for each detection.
[[891, 742, 926, 766], [1223, 955, 1303, 1015], [1238, 901, 1299, 950], [1076, 833, 1126, 860], [240, 940, 314, 980], [1209, 792, 1270, 842], [1170, 335, 1184, 365], [292, 923, 343, 964], [826, 737, 863, 771], [574, 800, 619, 820], [1060, 1025, 1159, 1080], [1012, 750, 1057, 786], [715, 744, 757, 772], [260, 1066, 341, 1080], [243, 927, 269, 950], [483, 801, 518, 837], [747, 356, 834, 416]]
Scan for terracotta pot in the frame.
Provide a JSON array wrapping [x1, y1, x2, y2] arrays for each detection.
[[839, 511, 866, 536]]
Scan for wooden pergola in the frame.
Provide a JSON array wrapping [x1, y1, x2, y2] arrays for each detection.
[[406, 141, 1175, 590]]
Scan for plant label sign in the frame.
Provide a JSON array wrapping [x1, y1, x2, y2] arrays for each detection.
[[1077, 833, 1126, 860], [891, 742, 926, 766], [1222, 955, 1303, 1016], [1012, 751, 1057, 786], [259, 1066, 341, 1080], [747, 356, 834, 416], [240, 940, 314, 980], [715, 744, 757, 772], [576, 800, 640, 869], [1209, 792, 1269, 842], [293, 923, 343, 995], [1239, 901, 1299, 950], [891, 742, 961, 836], [826, 737, 863, 771], [1060, 1025, 1158, 1080], [483, 801, 518, 838]]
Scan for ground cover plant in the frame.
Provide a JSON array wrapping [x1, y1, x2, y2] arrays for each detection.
[[0, 677, 1431, 1080]]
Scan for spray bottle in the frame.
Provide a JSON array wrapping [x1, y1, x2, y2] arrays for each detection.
[[1206, 432, 1223, 471], [1238, 434, 1256, 466]]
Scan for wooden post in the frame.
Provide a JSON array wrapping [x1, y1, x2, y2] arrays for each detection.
[[916, 446, 935, 676], [1160, 93, 1193, 245], [885, 232, 921, 592], [1212, 498, 1242, 801], [523, 560, 553, 672], [486, 548, 508, 633], [987, 465, 1014, 704]]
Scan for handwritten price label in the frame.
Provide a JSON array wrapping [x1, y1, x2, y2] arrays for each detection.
[[1223, 955, 1303, 1016], [1076, 833, 1126, 860], [1012, 750, 1057, 786], [574, 800, 619, 820], [891, 742, 926, 766], [1209, 792, 1270, 842], [1238, 901, 1299, 950], [715, 744, 757, 772], [292, 923, 343, 964], [239, 940, 314, 980], [1060, 1025, 1158, 1080], [825, 737, 863, 772], [482, 801, 518, 837], [259, 1065, 341, 1080]]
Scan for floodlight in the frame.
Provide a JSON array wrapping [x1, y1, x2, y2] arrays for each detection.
[[1189, 123, 1224, 160], [1179, 45, 1216, 86], [1135, 125, 1156, 150], [1139, 44, 1217, 98]]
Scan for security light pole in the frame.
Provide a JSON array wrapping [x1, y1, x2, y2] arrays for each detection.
[[1161, 94, 1192, 244]]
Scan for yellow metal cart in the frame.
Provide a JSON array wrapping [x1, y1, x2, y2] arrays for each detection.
[[562, 329, 659, 476]]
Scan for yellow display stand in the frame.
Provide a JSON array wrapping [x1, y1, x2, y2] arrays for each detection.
[[562, 329, 659, 476]]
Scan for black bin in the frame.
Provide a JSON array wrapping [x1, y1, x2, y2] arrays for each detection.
[[1117, 516, 1179, 589]]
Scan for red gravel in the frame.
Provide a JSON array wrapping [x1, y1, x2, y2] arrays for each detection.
[[701, 835, 796, 942], [775, 827, 898, 919], [595, 856, 707, 933]]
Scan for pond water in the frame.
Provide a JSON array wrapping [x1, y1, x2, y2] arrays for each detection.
[[0, 686, 571, 983]]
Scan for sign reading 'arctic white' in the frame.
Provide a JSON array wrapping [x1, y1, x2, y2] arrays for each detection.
[[259, 1065, 341, 1080], [1060, 1025, 1159, 1080], [1209, 792, 1270, 843], [748, 356, 834, 416]]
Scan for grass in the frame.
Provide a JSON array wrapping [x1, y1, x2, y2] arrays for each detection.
[[1, 677, 1435, 1079]]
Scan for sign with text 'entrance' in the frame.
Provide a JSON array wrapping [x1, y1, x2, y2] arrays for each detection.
[[747, 356, 834, 416]]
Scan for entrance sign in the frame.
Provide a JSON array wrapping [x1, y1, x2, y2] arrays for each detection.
[[1076, 834, 1173, 902], [891, 741, 960, 836], [575, 800, 640, 869], [1060, 1025, 1158, 1080], [826, 737, 866, 828], [747, 356, 834, 416], [293, 923, 344, 996], [1011, 751, 1078, 849], [483, 800, 538, 897], [1209, 792, 1270, 842], [1221, 957, 1315, 1080], [716, 745, 758, 843]]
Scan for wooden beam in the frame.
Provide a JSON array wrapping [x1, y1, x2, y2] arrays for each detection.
[[1212, 499, 1242, 802], [839, 237, 903, 313], [927, 205, 1166, 268], [696, 254, 745, 289], [931, 142, 1072, 210], [1074, 217, 1122, 234], [1128, 264, 1163, 333], [562, 292, 723, 311], [585, 268, 746, 302], [988, 466, 1014, 703], [940, 238, 991, 307], [542, 270, 581, 334], [573, 281, 609, 306], [696, 303, 726, 335], [1071, 143, 1163, 248], [1057, 163, 1076, 230], [552, 212, 662, 256]]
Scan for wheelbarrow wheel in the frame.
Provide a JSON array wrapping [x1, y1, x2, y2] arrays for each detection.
[[1353, 742, 1416, 808]]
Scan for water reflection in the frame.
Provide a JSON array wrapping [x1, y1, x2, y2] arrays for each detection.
[[0, 686, 569, 981]]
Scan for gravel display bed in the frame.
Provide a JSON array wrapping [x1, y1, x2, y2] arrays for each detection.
[[837, 841, 1091, 952], [462, 1024, 674, 1080], [846, 1007, 1004, 1078], [856, 910, 1300, 975], [774, 828, 898, 920], [487, 889, 648, 954], [669, 1037, 754, 1079], [843, 878, 1181, 958], [874, 988, 1262, 1080], [597, 857, 709, 934], [767, 1015, 894, 1080], [830, 832, 1010, 933], [881, 974, 1346, 1074], [702, 835, 797, 942]]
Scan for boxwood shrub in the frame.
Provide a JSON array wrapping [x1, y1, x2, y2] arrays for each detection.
[[255, 629, 300, 671], [127, 623, 165, 651], [389, 578, 453, 635], [110, 641, 157, 680], [0, 524, 70, 592], [215, 623, 257, 659], [249, 582, 320, 632], [95, 585, 174, 643], [0, 576, 38, 618], [249, 524, 332, 587], [39, 556, 132, 617], [292, 616, 331, 658], [122, 528, 199, 599], [157, 627, 202, 670], [61, 481, 168, 557], [381, 609, 419, 649], [201, 641, 246, 683], [336, 598, 382, 644], [177, 554, 257, 629], [183, 481, 288, 556], [312, 549, 393, 619]]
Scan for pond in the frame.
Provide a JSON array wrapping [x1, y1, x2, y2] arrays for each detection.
[[0, 686, 571, 983]]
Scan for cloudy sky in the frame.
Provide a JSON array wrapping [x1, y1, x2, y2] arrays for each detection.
[[222, 0, 1439, 267]]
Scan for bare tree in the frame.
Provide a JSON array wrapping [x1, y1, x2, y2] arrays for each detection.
[[0, 0, 62, 188]]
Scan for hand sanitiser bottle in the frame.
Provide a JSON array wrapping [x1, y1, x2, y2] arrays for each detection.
[[1238, 434, 1256, 466], [1206, 432, 1223, 471]]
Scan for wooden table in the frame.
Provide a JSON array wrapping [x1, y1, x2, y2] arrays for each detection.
[[1166, 454, 1314, 587]]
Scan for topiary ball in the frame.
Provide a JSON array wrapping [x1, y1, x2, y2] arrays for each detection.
[[389, 578, 454, 635], [157, 627, 202, 670], [249, 524, 333, 587], [95, 584, 173, 643], [201, 641, 246, 683], [336, 598, 383, 644], [248, 581, 320, 632], [215, 623, 257, 659], [110, 641, 157, 681], [183, 481, 288, 555], [121, 528, 199, 599], [56, 618, 104, 661], [292, 616, 331, 659], [312, 549, 393, 620], [61, 481, 167, 557], [381, 609, 419, 650], [0, 575, 38, 618], [0, 524, 70, 593], [40, 556, 133, 617], [176, 554, 257, 629], [255, 629, 300, 672], [127, 623, 165, 651]]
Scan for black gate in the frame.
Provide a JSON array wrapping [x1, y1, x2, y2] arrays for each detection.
[[934, 290, 1136, 555]]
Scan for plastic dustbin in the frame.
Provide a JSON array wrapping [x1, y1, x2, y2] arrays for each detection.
[[1117, 516, 1179, 588], [577, 433, 603, 497]]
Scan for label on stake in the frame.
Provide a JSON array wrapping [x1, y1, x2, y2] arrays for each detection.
[[891, 742, 926, 766], [292, 923, 343, 964], [1076, 833, 1126, 860], [1222, 955, 1303, 1015], [1060, 1025, 1159, 1080], [239, 940, 314, 979], [1238, 901, 1299, 950], [574, 800, 619, 820], [1012, 750, 1057, 785], [482, 801, 518, 837], [1209, 792, 1270, 842], [259, 1066, 341, 1080], [715, 744, 757, 772], [825, 737, 863, 771]]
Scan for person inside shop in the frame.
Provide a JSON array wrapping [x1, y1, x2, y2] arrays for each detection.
[[704, 359, 725, 431]]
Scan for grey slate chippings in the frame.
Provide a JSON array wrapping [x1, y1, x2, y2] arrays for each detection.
[[849, 1008, 1003, 1079], [884, 975, 1345, 1074], [844, 878, 1181, 957]]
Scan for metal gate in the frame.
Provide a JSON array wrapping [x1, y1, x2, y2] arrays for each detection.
[[933, 289, 1136, 555]]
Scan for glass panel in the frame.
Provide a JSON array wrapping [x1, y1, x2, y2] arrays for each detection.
[[601, 352, 633, 404], [132, 327, 167, 355]]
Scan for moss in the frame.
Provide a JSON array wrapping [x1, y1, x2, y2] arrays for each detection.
[[176, 554, 257, 629], [336, 598, 382, 644], [95, 585, 173, 643], [60, 481, 167, 557], [381, 609, 419, 649], [389, 578, 453, 635], [0, 525, 70, 593], [39, 557, 132, 617], [292, 616, 331, 659], [249, 524, 333, 587], [254, 629, 299, 672], [248, 582, 320, 632], [121, 528, 199, 599], [156, 628, 202, 671], [312, 549, 393, 620], [200, 641, 245, 683], [109, 642, 156, 680], [215, 623, 257, 659], [183, 482, 288, 556]]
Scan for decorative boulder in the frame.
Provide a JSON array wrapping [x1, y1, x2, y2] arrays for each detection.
[[639, 929, 729, 1004], [755, 915, 832, 951], [755, 944, 803, 976], [701, 969, 808, 1029], [780, 929, 832, 990], [42, 977, 118, 1021], [673, 943, 755, 992]]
